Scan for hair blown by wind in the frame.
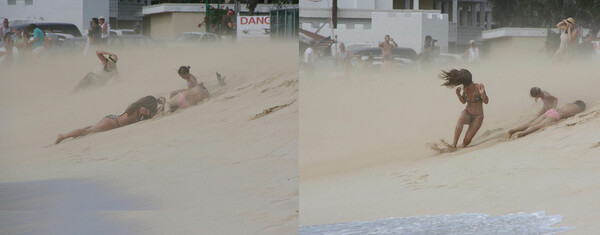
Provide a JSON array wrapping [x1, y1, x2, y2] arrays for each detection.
[[439, 69, 473, 88]]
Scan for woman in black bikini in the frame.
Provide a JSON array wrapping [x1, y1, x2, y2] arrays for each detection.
[[440, 69, 489, 148], [55, 96, 159, 144]]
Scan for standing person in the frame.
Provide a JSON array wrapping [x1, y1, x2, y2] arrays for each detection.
[[73, 50, 120, 92], [529, 87, 558, 122], [1, 19, 17, 41], [89, 18, 102, 45], [336, 43, 351, 70], [221, 9, 236, 38], [99, 16, 111, 44], [378, 35, 398, 63], [1, 32, 14, 65], [578, 34, 595, 59], [440, 69, 489, 148], [55, 96, 159, 145], [554, 17, 578, 60], [464, 40, 480, 63], [27, 24, 45, 60], [421, 35, 437, 64], [303, 43, 316, 76]]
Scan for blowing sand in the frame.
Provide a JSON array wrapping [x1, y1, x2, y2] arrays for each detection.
[[0, 41, 298, 234], [300, 53, 600, 233]]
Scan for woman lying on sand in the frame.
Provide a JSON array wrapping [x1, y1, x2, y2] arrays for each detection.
[[506, 100, 586, 138], [55, 96, 158, 144], [158, 66, 209, 113], [530, 87, 558, 122], [440, 69, 489, 148], [73, 50, 120, 92]]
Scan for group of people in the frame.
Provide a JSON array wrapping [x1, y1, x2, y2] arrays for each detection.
[[440, 68, 586, 149], [1, 19, 46, 63], [553, 17, 598, 61], [87, 16, 111, 46], [56, 51, 217, 144]]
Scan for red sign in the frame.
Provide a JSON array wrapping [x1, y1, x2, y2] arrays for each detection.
[[239, 16, 270, 25]]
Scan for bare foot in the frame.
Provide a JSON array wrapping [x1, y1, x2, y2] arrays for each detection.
[[55, 134, 65, 145]]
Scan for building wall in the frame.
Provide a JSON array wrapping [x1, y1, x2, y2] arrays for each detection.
[[150, 12, 173, 39], [83, 0, 110, 31], [301, 10, 448, 54], [148, 12, 206, 40], [488, 37, 545, 59], [300, 0, 393, 10], [0, 0, 109, 35], [171, 12, 206, 37]]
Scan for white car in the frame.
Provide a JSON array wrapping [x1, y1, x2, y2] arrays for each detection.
[[173, 32, 220, 43], [110, 29, 138, 36]]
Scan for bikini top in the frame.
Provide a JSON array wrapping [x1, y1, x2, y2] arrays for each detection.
[[463, 84, 482, 103]]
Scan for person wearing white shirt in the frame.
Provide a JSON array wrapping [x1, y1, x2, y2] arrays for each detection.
[[464, 40, 479, 63]]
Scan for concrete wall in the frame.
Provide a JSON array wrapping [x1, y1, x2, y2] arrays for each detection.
[[150, 13, 173, 39], [0, 0, 109, 35], [488, 37, 545, 59], [148, 12, 206, 40], [300, 0, 393, 10], [171, 12, 206, 37], [301, 10, 448, 54], [83, 0, 110, 32]]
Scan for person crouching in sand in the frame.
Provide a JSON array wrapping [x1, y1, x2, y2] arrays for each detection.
[[529, 87, 558, 122], [72, 50, 120, 92], [506, 100, 586, 138], [440, 69, 489, 148], [158, 66, 209, 113], [55, 96, 158, 144]]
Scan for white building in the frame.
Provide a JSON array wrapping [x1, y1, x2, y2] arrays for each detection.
[[0, 0, 109, 35], [300, 0, 492, 53]]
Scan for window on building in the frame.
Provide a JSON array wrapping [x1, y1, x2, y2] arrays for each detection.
[[8, 0, 17, 5], [25, 0, 33, 5]]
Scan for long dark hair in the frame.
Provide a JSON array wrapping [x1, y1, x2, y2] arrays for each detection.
[[124, 96, 158, 118], [439, 69, 473, 88]]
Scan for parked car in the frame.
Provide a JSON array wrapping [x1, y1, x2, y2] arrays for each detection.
[[172, 32, 220, 44], [11, 22, 82, 37], [350, 47, 419, 61], [11, 23, 82, 53], [106, 35, 161, 47], [110, 29, 138, 36]]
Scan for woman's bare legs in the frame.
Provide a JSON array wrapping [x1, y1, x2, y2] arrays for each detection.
[[452, 111, 469, 148], [55, 118, 117, 144], [462, 114, 484, 147]]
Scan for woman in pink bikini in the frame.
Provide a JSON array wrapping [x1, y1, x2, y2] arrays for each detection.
[[440, 69, 489, 148], [55, 96, 159, 144], [506, 100, 586, 138], [160, 66, 209, 113]]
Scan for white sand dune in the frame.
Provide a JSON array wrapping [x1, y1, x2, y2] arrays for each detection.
[[0, 41, 298, 234], [300, 53, 600, 233]]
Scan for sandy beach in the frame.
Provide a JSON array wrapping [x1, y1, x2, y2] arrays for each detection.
[[300, 53, 600, 233], [0, 41, 298, 234]]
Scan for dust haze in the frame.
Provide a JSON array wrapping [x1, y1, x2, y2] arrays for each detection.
[[300, 42, 600, 178]]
